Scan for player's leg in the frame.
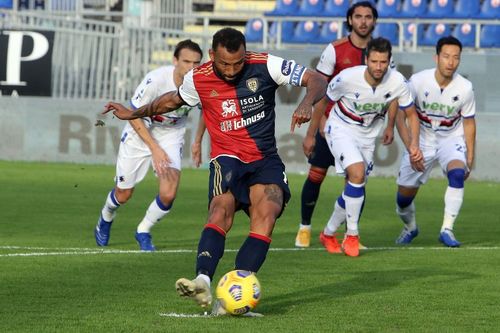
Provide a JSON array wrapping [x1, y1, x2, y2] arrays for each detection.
[[319, 192, 345, 253], [296, 132, 334, 247], [439, 160, 467, 247], [95, 139, 149, 246], [135, 168, 180, 251], [176, 157, 237, 307]]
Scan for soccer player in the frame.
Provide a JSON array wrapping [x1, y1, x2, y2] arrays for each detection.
[[316, 37, 423, 257], [296, 1, 389, 247], [394, 36, 476, 247], [94, 40, 203, 251], [104, 28, 327, 309]]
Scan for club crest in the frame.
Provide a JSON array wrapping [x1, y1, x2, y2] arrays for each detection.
[[246, 78, 259, 93]]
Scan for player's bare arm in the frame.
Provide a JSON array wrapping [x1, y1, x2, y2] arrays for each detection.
[[382, 99, 398, 145], [104, 91, 186, 120], [291, 69, 327, 132], [191, 113, 206, 168], [403, 105, 425, 171], [463, 117, 476, 178]]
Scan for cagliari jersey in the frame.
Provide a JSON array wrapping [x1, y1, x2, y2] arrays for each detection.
[[409, 68, 475, 145], [179, 52, 307, 163], [129, 65, 194, 130], [316, 36, 366, 80], [327, 65, 413, 138]]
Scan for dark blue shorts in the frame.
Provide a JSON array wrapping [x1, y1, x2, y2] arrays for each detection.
[[308, 131, 336, 169], [208, 155, 291, 216]]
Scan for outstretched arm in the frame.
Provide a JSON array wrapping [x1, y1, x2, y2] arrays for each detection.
[[290, 69, 327, 132], [104, 91, 186, 120]]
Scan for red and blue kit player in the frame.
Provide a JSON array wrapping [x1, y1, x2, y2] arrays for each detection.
[[104, 27, 327, 314]]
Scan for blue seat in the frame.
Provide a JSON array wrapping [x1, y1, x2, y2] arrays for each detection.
[[0, 0, 13, 9], [269, 21, 296, 43], [376, 0, 402, 18], [297, 0, 324, 16], [480, 25, 500, 48], [452, 23, 476, 47], [478, 0, 500, 19], [373, 23, 400, 46], [421, 23, 451, 46], [425, 0, 455, 18], [399, 0, 427, 18], [317, 21, 341, 44], [403, 23, 425, 45], [290, 20, 320, 43], [245, 18, 264, 43], [265, 0, 300, 16], [321, 0, 349, 17], [452, 0, 480, 18]]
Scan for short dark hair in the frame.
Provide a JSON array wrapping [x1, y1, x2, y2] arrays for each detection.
[[436, 36, 463, 55], [173, 39, 203, 59], [212, 27, 246, 52], [366, 37, 392, 60], [346, 1, 378, 32]]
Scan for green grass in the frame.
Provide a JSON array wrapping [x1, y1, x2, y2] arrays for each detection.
[[1, 160, 499, 332]]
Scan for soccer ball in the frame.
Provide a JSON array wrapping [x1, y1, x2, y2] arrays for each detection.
[[215, 270, 261, 315]]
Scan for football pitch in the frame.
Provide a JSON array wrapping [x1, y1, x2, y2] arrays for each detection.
[[1, 160, 499, 332]]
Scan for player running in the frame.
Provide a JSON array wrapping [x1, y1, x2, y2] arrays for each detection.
[[394, 36, 476, 247], [316, 37, 423, 257]]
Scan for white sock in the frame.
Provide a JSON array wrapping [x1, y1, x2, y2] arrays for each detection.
[[137, 196, 171, 233], [396, 202, 417, 231], [299, 224, 311, 230], [324, 200, 346, 236], [101, 190, 120, 222], [196, 273, 211, 287], [344, 183, 365, 236], [442, 186, 464, 231]]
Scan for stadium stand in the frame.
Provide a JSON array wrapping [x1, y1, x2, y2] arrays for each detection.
[[0, 0, 12, 8], [403, 22, 425, 45], [376, 0, 402, 18], [421, 23, 451, 46], [297, 0, 324, 16], [245, 18, 265, 42], [269, 20, 296, 42], [452, 23, 476, 47], [373, 22, 399, 45], [290, 19, 320, 42], [452, 0, 481, 18], [398, 0, 428, 18], [425, 0, 455, 18]]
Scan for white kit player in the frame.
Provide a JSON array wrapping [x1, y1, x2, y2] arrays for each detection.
[[94, 40, 203, 251], [395, 36, 476, 247], [316, 37, 423, 257]]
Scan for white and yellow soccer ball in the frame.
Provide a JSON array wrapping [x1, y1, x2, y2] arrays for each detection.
[[215, 270, 261, 315]]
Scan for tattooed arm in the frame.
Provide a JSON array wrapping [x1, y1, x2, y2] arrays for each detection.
[[103, 91, 186, 120]]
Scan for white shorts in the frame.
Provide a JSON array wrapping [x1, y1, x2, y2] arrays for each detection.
[[397, 135, 467, 187], [115, 126, 185, 189], [324, 122, 376, 176]]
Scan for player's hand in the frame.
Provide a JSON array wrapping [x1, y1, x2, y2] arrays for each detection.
[[191, 141, 202, 168], [302, 134, 316, 158], [408, 145, 424, 172], [381, 126, 394, 145], [151, 147, 171, 176], [465, 158, 473, 180], [290, 105, 312, 132], [103, 102, 134, 120]]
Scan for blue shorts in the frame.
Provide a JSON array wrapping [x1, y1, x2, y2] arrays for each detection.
[[308, 131, 335, 169], [208, 155, 291, 216]]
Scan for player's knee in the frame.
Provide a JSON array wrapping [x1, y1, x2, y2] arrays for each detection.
[[115, 188, 133, 203], [447, 168, 465, 189], [396, 191, 415, 208], [308, 167, 327, 184]]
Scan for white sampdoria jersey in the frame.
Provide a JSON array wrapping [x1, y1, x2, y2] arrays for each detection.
[[127, 65, 194, 131], [326, 65, 413, 138], [409, 68, 475, 146]]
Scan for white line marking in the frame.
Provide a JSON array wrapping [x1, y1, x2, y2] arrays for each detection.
[[159, 312, 211, 318], [1, 246, 499, 258]]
